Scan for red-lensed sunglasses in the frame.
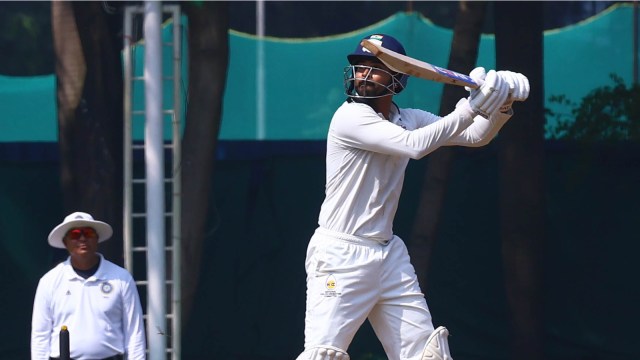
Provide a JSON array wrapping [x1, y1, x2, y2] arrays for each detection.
[[66, 227, 98, 240]]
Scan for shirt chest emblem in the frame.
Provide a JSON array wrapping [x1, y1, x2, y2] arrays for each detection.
[[100, 281, 113, 294]]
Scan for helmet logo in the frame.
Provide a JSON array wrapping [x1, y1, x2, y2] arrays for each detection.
[[361, 39, 383, 54]]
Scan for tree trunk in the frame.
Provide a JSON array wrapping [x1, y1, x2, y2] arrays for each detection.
[[181, 1, 230, 326], [409, 1, 487, 290], [495, 2, 546, 359], [51, 1, 124, 264]]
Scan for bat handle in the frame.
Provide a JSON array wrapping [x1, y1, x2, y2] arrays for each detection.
[[469, 77, 483, 90], [60, 325, 70, 360]]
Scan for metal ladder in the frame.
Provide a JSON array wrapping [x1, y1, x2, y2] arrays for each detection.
[[122, 4, 182, 360]]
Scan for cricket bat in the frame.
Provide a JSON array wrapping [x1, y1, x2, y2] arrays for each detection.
[[360, 39, 479, 89]]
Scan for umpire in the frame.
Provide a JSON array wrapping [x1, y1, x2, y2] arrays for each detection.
[[30, 212, 146, 360]]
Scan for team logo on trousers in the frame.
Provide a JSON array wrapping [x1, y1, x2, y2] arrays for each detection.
[[326, 274, 337, 290], [321, 274, 341, 297]]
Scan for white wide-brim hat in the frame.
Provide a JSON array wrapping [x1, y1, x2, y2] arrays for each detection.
[[48, 212, 113, 249]]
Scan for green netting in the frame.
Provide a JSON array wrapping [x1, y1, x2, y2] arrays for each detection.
[[0, 4, 636, 142]]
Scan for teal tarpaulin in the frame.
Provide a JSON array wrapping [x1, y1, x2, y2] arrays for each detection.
[[0, 4, 636, 141]]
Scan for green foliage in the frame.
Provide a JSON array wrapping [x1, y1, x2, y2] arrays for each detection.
[[546, 74, 640, 143]]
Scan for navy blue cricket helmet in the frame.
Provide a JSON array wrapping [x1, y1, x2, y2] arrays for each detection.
[[346, 34, 409, 93]]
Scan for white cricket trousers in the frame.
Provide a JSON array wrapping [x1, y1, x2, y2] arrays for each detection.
[[301, 227, 435, 360]]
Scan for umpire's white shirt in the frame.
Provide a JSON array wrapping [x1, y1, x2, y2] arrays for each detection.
[[31, 254, 146, 360], [319, 100, 510, 242]]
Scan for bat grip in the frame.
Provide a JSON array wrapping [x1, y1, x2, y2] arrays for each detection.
[[60, 326, 70, 360], [470, 77, 483, 90]]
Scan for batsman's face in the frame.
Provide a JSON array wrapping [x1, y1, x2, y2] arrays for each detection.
[[353, 60, 394, 96]]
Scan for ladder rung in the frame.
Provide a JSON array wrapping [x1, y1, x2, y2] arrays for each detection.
[[135, 280, 175, 287], [131, 178, 175, 184], [131, 246, 176, 252], [135, 109, 175, 115], [131, 109, 175, 116], [130, 144, 175, 150], [131, 212, 175, 217], [142, 315, 175, 323]]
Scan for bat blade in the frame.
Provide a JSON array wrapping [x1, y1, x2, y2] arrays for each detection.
[[360, 39, 479, 89]]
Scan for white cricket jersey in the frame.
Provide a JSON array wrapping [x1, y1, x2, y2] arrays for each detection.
[[317, 99, 510, 243], [31, 254, 146, 360]]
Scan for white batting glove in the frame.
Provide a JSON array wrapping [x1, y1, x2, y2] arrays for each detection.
[[466, 66, 486, 92], [497, 71, 530, 113], [467, 69, 510, 118]]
